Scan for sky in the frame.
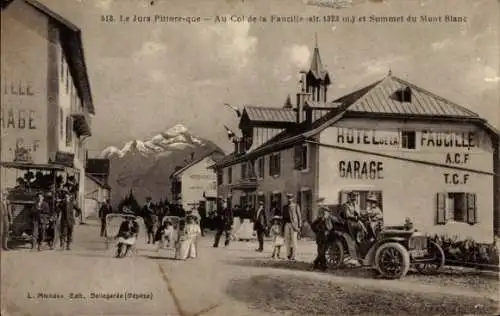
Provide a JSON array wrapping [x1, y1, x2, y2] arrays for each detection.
[[36, 0, 499, 156]]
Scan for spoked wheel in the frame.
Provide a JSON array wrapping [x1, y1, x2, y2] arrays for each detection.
[[326, 240, 344, 269], [375, 242, 410, 279], [414, 241, 445, 275]]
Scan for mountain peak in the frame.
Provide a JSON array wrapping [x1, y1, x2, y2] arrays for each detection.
[[100, 124, 206, 158]]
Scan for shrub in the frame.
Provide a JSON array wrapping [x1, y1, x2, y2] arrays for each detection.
[[431, 234, 499, 266]]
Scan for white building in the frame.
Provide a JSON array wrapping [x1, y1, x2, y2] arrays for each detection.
[[170, 150, 225, 212], [1, 0, 94, 207]]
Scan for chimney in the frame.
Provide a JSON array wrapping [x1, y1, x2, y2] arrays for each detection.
[[296, 70, 311, 124]]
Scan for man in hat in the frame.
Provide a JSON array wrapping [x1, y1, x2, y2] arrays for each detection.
[[1, 190, 13, 251], [59, 190, 79, 250], [213, 199, 233, 248], [253, 200, 269, 252], [364, 194, 383, 238], [282, 193, 301, 260], [311, 205, 334, 271], [340, 191, 367, 243]]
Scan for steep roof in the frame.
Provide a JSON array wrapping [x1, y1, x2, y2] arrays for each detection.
[[308, 45, 330, 83], [3, 0, 95, 114], [86, 174, 111, 190], [214, 73, 492, 168], [170, 149, 224, 178]]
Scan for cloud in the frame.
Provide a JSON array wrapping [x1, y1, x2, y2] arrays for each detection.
[[360, 55, 408, 77], [273, 44, 311, 82], [200, 22, 258, 71], [133, 41, 167, 61], [484, 76, 500, 82], [431, 39, 453, 51], [287, 44, 311, 69]]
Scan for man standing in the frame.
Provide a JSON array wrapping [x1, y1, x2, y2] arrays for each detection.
[[253, 200, 269, 252], [213, 200, 233, 248], [1, 190, 13, 251], [311, 206, 334, 271], [142, 197, 157, 244], [282, 193, 301, 261], [32, 193, 50, 251], [59, 191, 78, 250], [198, 203, 207, 237], [99, 199, 113, 237]]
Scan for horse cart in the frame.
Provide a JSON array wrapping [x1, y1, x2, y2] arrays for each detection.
[[325, 213, 445, 279], [1, 162, 75, 249]]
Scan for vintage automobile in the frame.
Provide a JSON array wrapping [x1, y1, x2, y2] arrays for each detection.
[[325, 216, 445, 279]]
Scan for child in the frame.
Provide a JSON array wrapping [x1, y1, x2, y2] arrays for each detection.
[[270, 216, 284, 259], [175, 215, 201, 260], [311, 206, 334, 271]]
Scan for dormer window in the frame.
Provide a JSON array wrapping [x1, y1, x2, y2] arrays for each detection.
[[395, 86, 412, 103]]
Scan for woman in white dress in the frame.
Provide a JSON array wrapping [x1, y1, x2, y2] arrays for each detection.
[[234, 206, 255, 241], [175, 215, 201, 260]]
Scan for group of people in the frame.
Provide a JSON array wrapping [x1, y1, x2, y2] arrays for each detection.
[[311, 191, 384, 270], [212, 192, 303, 261], [0, 188, 81, 252]]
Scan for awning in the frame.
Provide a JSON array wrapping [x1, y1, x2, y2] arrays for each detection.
[[203, 190, 217, 199], [1, 161, 66, 171]]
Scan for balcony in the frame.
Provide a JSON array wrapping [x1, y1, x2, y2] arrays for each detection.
[[71, 111, 92, 137], [232, 176, 258, 190]]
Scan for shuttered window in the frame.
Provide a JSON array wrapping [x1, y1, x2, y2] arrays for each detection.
[[436, 192, 477, 225], [227, 167, 232, 184], [294, 144, 309, 170], [65, 116, 72, 146], [269, 153, 281, 177], [257, 158, 265, 179]]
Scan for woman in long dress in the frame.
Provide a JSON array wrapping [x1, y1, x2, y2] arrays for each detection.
[[175, 215, 201, 260], [234, 206, 255, 241]]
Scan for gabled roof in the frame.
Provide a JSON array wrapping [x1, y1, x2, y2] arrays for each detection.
[[170, 149, 224, 178], [345, 75, 479, 118], [214, 74, 492, 168], [4, 0, 95, 114], [243, 106, 296, 123]]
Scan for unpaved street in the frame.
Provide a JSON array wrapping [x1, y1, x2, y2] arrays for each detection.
[[1, 220, 498, 316]]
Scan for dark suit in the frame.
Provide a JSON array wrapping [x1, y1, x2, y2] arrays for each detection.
[[32, 200, 50, 249], [142, 203, 157, 243], [59, 199, 78, 247], [99, 203, 112, 237], [116, 220, 139, 257], [253, 205, 269, 251], [213, 206, 233, 247], [311, 216, 334, 270]]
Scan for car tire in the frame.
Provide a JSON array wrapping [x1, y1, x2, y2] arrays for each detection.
[[375, 242, 410, 279], [414, 240, 445, 275], [326, 239, 344, 269]]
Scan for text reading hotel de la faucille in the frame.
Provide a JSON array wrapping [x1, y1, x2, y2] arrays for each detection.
[[100, 14, 468, 24]]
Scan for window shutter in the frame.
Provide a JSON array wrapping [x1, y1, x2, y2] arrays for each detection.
[[436, 192, 446, 225], [339, 191, 348, 205], [294, 145, 302, 169], [466, 193, 477, 224], [276, 153, 281, 176], [269, 156, 273, 176]]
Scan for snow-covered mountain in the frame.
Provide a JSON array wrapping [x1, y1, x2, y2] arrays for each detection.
[[100, 124, 205, 158]]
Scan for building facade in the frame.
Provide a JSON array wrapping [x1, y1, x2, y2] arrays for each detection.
[[213, 43, 499, 243], [1, 0, 94, 208], [170, 150, 225, 211], [84, 158, 111, 219]]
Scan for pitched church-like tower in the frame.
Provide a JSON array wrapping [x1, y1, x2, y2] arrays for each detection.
[[304, 34, 331, 104]]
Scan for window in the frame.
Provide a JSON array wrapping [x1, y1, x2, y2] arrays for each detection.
[[257, 157, 265, 179], [65, 66, 69, 94], [59, 108, 64, 138], [436, 192, 477, 225], [401, 130, 416, 149], [294, 143, 309, 170], [241, 163, 247, 179], [65, 116, 72, 146], [339, 190, 383, 212], [269, 153, 281, 177], [227, 167, 232, 184]]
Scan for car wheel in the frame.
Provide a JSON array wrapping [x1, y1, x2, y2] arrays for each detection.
[[375, 242, 410, 279], [414, 241, 445, 275], [326, 240, 344, 269]]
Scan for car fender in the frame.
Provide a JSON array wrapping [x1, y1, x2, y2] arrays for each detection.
[[329, 231, 358, 259], [365, 237, 408, 266]]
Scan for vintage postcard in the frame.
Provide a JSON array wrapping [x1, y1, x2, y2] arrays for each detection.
[[1, 0, 499, 315]]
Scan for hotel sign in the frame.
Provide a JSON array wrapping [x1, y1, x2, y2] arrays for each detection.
[[335, 128, 399, 147]]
